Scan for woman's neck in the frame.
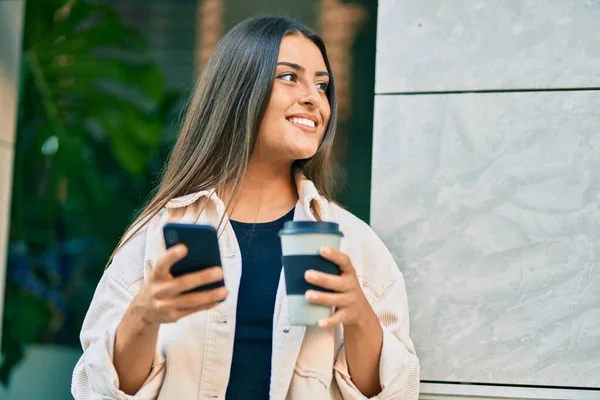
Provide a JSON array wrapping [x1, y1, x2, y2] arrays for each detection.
[[223, 158, 298, 223]]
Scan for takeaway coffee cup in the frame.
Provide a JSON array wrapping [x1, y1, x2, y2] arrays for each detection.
[[279, 221, 344, 326]]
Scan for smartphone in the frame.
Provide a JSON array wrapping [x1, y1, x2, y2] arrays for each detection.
[[162, 222, 225, 293]]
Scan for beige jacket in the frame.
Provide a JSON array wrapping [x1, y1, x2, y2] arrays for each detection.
[[71, 174, 420, 400]]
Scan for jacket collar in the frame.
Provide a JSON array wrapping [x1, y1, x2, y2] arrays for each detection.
[[164, 170, 329, 221]]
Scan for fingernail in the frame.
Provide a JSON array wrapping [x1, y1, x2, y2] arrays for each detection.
[[320, 246, 331, 255], [305, 270, 315, 280], [178, 246, 187, 256], [305, 291, 316, 300], [318, 319, 326, 328]]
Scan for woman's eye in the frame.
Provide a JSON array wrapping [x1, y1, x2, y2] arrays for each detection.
[[278, 72, 296, 82], [316, 82, 328, 92]]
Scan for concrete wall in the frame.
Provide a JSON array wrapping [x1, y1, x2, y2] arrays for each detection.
[[371, 1, 600, 399], [0, 0, 24, 347], [0, 345, 81, 400]]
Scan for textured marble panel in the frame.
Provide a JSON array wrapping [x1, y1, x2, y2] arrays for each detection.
[[0, 0, 24, 144], [370, 92, 600, 387], [376, 0, 600, 93]]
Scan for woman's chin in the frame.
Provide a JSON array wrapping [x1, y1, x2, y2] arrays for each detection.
[[292, 148, 319, 162], [263, 144, 319, 164]]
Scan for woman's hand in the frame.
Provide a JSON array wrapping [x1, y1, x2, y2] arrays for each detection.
[[304, 246, 375, 329], [131, 244, 228, 327]]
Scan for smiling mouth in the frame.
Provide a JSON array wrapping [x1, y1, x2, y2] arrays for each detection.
[[286, 117, 317, 131]]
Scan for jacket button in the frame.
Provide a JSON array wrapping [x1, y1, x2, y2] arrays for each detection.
[[283, 326, 290, 333]]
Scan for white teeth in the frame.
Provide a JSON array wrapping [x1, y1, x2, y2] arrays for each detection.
[[289, 117, 316, 128]]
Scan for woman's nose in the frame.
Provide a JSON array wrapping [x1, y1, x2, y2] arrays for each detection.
[[299, 85, 321, 108]]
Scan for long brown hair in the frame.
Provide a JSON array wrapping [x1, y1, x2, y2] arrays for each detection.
[[108, 16, 338, 265]]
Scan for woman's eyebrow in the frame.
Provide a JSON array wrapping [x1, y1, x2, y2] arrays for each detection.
[[277, 61, 330, 78]]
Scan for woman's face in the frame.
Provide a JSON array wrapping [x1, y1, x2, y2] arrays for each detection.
[[255, 33, 332, 163]]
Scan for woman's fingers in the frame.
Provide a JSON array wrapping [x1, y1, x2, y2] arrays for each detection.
[[305, 290, 350, 307], [135, 247, 229, 324], [317, 309, 347, 329], [304, 270, 351, 292], [153, 244, 188, 279], [157, 286, 228, 311], [319, 246, 355, 274], [159, 266, 224, 296], [176, 286, 228, 308], [175, 266, 224, 293]]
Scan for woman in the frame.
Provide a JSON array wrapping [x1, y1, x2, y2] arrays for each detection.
[[72, 16, 419, 400]]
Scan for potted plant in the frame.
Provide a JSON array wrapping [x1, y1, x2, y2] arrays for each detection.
[[1, 0, 179, 389]]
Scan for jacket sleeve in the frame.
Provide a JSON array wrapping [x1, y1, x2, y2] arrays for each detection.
[[333, 227, 420, 400], [71, 227, 166, 400]]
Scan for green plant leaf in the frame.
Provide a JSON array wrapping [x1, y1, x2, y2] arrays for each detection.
[[4, 294, 52, 343], [44, 55, 165, 102], [5, 2, 179, 388]]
